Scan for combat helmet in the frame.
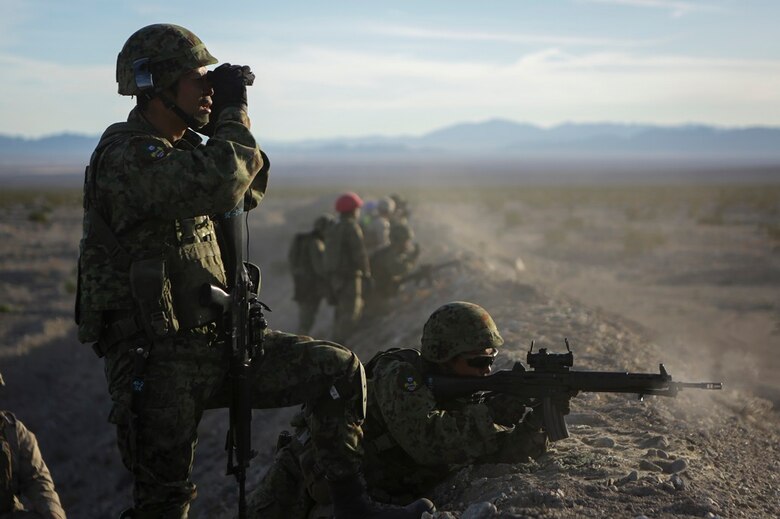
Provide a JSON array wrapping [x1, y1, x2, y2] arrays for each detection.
[[377, 196, 396, 215], [421, 302, 504, 362], [116, 24, 217, 96], [313, 213, 335, 234]]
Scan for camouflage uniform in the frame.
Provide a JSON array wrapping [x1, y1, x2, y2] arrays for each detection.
[[77, 95, 367, 519], [289, 227, 330, 335], [0, 412, 66, 519], [368, 224, 419, 304], [324, 215, 370, 344], [247, 349, 546, 517]]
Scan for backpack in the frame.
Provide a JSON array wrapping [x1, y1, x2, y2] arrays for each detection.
[[288, 233, 312, 277]]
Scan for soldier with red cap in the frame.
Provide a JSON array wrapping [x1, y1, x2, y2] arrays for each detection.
[[325, 193, 372, 343]]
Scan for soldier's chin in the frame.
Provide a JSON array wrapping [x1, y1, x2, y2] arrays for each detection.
[[192, 113, 210, 129]]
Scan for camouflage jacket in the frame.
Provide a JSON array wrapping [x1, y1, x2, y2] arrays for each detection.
[[0, 412, 66, 518], [369, 245, 417, 298], [324, 216, 370, 280], [362, 349, 546, 500], [362, 216, 390, 255], [76, 106, 268, 343]]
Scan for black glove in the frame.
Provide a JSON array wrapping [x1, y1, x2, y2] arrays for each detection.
[[200, 63, 255, 135]]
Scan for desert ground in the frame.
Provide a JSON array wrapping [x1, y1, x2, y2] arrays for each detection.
[[0, 182, 778, 518]]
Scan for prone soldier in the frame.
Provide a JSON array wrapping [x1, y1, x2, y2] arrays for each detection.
[[247, 302, 546, 517]]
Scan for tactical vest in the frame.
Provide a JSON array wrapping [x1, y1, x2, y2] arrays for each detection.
[[362, 348, 449, 502], [76, 122, 227, 345], [0, 412, 18, 513]]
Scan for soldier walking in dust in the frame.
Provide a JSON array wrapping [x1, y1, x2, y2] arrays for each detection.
[[247, 302, 547, 518], [0, 373, 66, 519], [289, 215, 335, 335], [325, 193, 372, 344], [75, 24, 432, 519]]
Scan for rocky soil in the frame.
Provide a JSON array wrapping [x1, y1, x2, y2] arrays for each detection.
[[0, 185, 778, 518]]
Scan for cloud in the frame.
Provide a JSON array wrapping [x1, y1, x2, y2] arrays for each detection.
[[0, 52, 126, 137], [0, 0, 34, 47], [1, 42, 777, 139], [579, 0, 726, 18], [367, 24, 664, 48], [244, 45, 780, 138]]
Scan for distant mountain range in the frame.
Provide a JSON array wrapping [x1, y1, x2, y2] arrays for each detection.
[[0, 119, 780, 163]]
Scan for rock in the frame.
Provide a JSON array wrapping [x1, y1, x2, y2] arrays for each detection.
[[634, 515, 650, 519], [617, 470, 639, 486], [640, 435, 670, 449], [461, 502, 497, 519], [670, 474, 685, 490], [566, 413, 608, 426], [429, 513, 457, 519], [656, 449, 670, 459], [589, 436, 616, 448], [644, 449, 657, 457], [663, 458, 688, 474], [639, 459, 664, 472]]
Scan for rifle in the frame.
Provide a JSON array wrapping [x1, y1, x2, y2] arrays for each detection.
[[426, 338, 722, 442], [399, 259, 461, 287], [201, 197, 269, 519]]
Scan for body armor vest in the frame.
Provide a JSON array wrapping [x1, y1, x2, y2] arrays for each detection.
[[76, 122, 227, 343]]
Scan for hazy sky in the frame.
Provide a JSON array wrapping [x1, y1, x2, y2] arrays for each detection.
[[1, 0, 778, 140]]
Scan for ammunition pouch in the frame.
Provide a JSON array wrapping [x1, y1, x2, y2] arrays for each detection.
[[167, 239, 225, 330], [129, 257, 179, 338]]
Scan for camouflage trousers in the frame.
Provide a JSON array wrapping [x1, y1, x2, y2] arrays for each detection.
[[103, 326, 366, 519], [331, 276, 363, 344]]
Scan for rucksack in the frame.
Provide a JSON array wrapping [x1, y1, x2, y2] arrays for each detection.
[[288, 233, 312, 277]]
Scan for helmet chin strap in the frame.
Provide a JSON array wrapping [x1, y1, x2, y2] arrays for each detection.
[[156, 91, 203, 131]]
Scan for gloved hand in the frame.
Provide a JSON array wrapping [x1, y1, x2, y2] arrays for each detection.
[[199, 63, 255, 136], [484, 392, 531, 426]]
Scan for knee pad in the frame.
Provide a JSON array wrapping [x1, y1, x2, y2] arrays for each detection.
[[313, 343, 367, 423]]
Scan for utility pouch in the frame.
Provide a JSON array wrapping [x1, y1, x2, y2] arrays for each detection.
[[129, 257, 179, 337], [168, 239, 226, 330]]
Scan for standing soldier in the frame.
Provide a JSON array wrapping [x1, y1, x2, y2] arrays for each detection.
[[288, 214, 334, 335], [0, 373, 67, 519], [325, 193, 372, 344], [75, 24, 432, 519]]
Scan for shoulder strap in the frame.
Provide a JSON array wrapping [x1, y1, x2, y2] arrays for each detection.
[[364, 348, 421, 378]]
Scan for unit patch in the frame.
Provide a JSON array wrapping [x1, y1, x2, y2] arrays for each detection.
[[404, 375, 419, 392], [147, 144, 167, 159]]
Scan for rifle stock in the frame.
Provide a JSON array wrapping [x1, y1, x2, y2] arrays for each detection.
[[425, 344, 722, 442]]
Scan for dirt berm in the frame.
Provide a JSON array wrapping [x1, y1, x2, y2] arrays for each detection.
[[0, 190, 777, 518]]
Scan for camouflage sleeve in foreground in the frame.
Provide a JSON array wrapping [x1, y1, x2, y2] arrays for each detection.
[[103, 106, 265, 221], [14, 420, 66, 519], [371, 358, 511, 466]]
